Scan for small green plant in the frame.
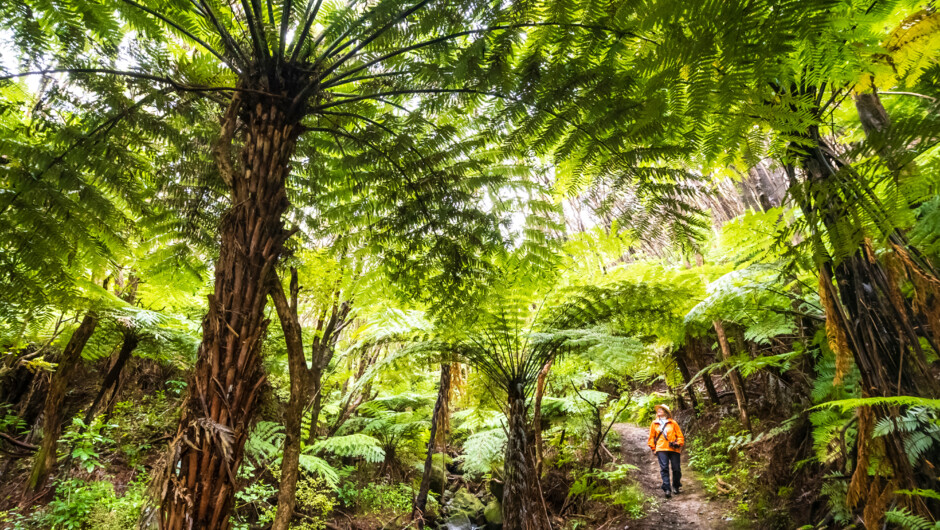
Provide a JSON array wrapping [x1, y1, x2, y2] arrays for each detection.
[[232, 480, 278, 529], [291, 477, 336, 530], [35, 477, 148, 530], [0, 403, 27, 433], [609, 483, 650, 518], [567, 464, 650, 519], [687, 417, 756, 497], [335, 482, 413, 514], [166, 379, 187, 396], [61, 417, 115, 472]]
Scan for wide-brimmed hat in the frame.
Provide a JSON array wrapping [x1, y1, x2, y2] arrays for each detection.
[[654, 404, 672, 417]]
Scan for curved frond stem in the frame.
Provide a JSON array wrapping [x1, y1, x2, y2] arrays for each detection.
[[317, 110, 448, 180], [117, 0, 237, 71], [193, 0, 250, 66], [316, 0, 434, 80], [879, 91, 937, 102], [319, 70, 412, 90], [0, 69, 284, 98], [308, 118, 435, 222], [240, 0, 271, 69], [287, 0, 325, 62], [314, 87, 633, 170], [322, 21, 652, 89], [278, 0, 294, 61]]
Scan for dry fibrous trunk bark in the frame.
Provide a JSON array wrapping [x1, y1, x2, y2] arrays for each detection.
[[160, 93, 302, 530], [413, 362, 452, 526], [712, 320, 751, 431], [502, 385, 550, 530], [787, 123, 940, 520], [503, 388, 531, 530], [26, 311, 99, 492]]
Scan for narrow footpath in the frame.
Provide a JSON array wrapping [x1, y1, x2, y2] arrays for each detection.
[[611, 423, 733, 529]]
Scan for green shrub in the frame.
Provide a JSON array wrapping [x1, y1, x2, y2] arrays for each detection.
[[687, 417, 756, 496], [609, 483, 649, 519], [335, 482, 413, 514], [291, 477, 335, 530], [18, 475, 149, 530]]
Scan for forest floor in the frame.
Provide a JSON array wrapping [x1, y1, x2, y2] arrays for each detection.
[[612, 423, 734, 529]]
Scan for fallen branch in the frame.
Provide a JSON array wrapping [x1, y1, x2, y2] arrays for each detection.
[[0, 432, 38, 452]]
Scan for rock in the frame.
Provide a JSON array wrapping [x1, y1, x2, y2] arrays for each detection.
[[484, 499, 502, 527], [443, 513, 473, 530], [415, 453, 452, 494], [488, 479, 504, 500], [448, 488, 485, 519]]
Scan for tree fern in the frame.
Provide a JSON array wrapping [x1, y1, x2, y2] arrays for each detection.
[[310, 433, 384, 464], [885, 508, 940, 530]]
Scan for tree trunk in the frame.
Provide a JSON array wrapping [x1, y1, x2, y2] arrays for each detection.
[[673, 349, 699, 412], [160, 93, 302, 530], [413, 362, 452, 526], [785, 122, 940, 520], [854, 92, 891, 139], [83, 332, 139, 428], [532, 359, 552, 476], [433, 363, 455, 452], [690, 338, 721, 405], [25, 311, 99, 492], [270, 269, 310, 530], [712, 320, 751, 431], [502, 384, 547, 530], [307, 368, 324, 445]]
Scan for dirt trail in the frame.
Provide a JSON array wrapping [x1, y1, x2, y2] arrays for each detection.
[[612, 423, 733, 529]]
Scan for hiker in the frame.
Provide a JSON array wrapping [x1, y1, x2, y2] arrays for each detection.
[[647, 403, 685, 498]]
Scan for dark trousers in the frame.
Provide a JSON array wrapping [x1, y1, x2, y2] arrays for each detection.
[[656, 451, 682, 492]]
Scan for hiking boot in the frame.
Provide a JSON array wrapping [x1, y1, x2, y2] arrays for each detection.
[[665, 490, 672, 499], [673, 487, 682, 495]]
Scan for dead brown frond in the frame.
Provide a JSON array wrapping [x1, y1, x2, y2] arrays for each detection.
[[818, 271, 852, 385], [862, 477, 896, 528]]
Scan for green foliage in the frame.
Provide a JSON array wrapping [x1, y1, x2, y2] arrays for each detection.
[[290, 478, 335, 530], [312, 434, 385, 464], [687, 417, 757, 497], [9, 476, 150, 530], [873, 407, 940, 467], [460, 427, 507, 478], [61, 416, 114, 472], [334, 482, 414, 514], [885, 507, 940, 530], [568, 463, 650, 519], [813, 396, 940, 413]]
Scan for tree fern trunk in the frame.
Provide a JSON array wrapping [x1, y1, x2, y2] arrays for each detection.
[[83, 332, 139, 428], [789, 125, 940, 520], [503, 384, 545, 530], [713, 320, 751, 431], [161, 94, 301, 530], [691, 338, 721, 405], [673, 349, 699, 412], [25, 311, 98, 492], [413, 362, 451, 526]]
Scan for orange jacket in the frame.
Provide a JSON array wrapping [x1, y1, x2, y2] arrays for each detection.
[[647, 419, 684, 453]]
